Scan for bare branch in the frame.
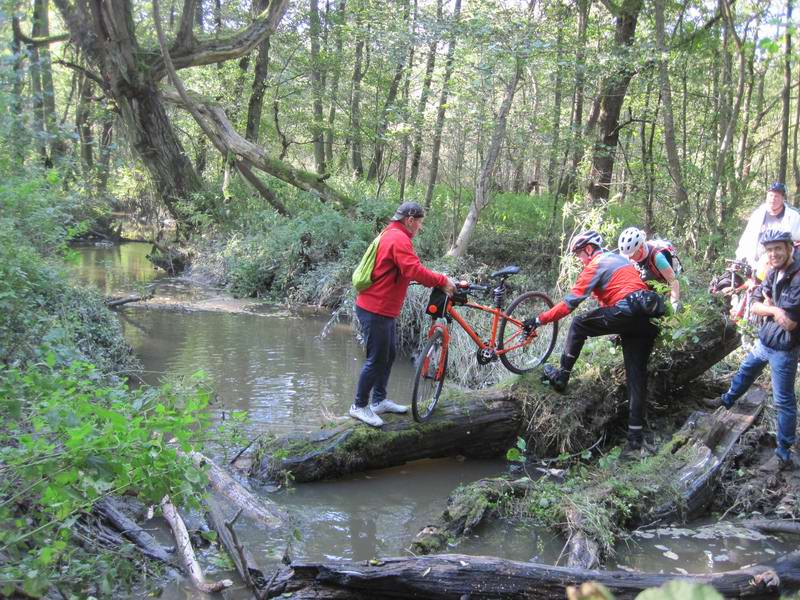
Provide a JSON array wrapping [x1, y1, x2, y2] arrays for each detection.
[[53, 59, 107, 89], [151, 0, 289, 78]]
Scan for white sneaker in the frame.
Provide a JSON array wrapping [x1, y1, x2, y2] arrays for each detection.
[[371, 399, 409, 415], [349, 404, 384, 427]]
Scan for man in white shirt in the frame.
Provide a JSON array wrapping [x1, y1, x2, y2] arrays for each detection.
[[736, 183, 800, 271]]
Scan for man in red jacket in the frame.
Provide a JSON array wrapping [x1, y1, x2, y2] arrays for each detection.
[[527, 230, 662, 450], [352, 202, 456, 427]]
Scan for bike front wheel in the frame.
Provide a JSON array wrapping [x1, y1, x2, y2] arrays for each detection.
[[498, 291, 557, 374], [411, 328, 448, 422]]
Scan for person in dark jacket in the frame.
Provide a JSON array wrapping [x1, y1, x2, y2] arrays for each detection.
[[706, 229, 800, 471], [526, 230, 661, 450], [351, 201, 456, 427]]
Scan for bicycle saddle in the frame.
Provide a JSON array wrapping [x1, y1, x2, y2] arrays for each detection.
[[490, 265, 520, 278]]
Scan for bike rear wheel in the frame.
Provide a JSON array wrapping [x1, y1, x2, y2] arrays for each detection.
[[498, 291, 557, 374], [412, 328, 448, 422]]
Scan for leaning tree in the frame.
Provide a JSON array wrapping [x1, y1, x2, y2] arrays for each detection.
[[51, 0, 289, 220]]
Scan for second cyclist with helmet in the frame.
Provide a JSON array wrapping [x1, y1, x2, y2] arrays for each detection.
[[618, 227, 683, 313]]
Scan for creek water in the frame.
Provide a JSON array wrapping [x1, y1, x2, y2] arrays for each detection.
[[73, 242, 795, 598]]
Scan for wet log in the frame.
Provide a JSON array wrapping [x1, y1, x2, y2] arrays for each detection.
[[205, 496, 271, 598], [252, 316, 739, 484], [412, 388, 765, 567], [161, 496, 233, 593], [147, 242, 189, 275], [266, 551, 800, 599], [744, 519, 800, 536], [94, 497, 173, 563], [106, 292, 154, 308], [182, 449, 287, 529]]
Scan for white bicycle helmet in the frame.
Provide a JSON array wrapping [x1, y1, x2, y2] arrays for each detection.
[[618, 227, 646, 257]]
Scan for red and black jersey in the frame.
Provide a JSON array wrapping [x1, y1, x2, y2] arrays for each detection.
[[538, 252, 649, 325]]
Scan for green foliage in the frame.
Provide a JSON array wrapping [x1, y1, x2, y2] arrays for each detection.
[[505, 436, 527, 463], [635, 581, 723, 600], [0, 362, 214, 597]]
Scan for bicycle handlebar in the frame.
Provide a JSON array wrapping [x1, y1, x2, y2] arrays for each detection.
[[456, 281, 490, 294]]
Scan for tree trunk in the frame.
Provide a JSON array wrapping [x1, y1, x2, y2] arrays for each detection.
[[559, 0, 590, 199], [779, 0, 792, 183], [448, 60, 521, 257], [76, 75, 94, 175], [246, 34, 270, 143], [325, 0, 346, 166], [97, 118, 114, 194], [350, 19, 366, 177], [33, 0, 67, 164], [546, 10, 564, 194], [409, 0, 441, 187], [423, 0, 461, 208], [367, 0, 410, 181], [29, 1, 48, 165], [654, 0, 689, 219], [309, 0, 327, 175], [269, 551, 800, 599], [252, 316, 739, 484], [53, 0, 288, 222], [586, 0, 642, 202], [11, 18, 27, 164]]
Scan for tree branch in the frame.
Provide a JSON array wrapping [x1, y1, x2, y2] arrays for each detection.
[[54, 59, 107, 90], [150, 0, 289, 79], [12, 16, 70, 46]]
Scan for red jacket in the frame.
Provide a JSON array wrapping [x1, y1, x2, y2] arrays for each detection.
[[356, 221, 448, 318], [539, 252, 648, 324]]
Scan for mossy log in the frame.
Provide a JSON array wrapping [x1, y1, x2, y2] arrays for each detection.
[[251, 316, 738, 484], [266, 551, 800, 599], [412, 388, 765, 568]]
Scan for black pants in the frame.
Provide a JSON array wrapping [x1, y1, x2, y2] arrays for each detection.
[[560, 305, 659, 433]]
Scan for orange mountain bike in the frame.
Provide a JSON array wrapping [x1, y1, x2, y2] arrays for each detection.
[[411, 266, 557, 422]]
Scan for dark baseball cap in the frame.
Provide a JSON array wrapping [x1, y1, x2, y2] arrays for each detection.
[[390, 201, 426, 221]]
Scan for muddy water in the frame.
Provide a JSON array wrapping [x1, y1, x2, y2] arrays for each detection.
[[74, 243, 797, 597]]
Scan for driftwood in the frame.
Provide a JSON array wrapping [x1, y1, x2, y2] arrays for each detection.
[[412, 388, 765, 569], [251, 316, 739, 484], [205, 496, 272, 598], [744, 519, 800, 536], [94, 497, 173, 563], [106, 292, 155, 308], [182, 449, 287, 529], [161, 496, 233, 593], [147, 242, 189, 275], [266, 551, 800, 599]]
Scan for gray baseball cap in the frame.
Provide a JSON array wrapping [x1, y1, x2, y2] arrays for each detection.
[[390, 201, 426, 221]]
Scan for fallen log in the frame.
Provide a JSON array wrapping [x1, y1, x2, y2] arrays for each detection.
[[205, 496, 271, 598], [94, 497, 173, 563], [412, 388, 765, 568], [743, 519, 800, 536], [251, 316, 739, 484], [266, 551, 800, 599], [182, 449, 287, 529], [106, 292, 154, 308], [161, 496, 233, 593]]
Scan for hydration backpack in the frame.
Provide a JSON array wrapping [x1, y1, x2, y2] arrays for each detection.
[[645, 239, 683, 277], [352, 230, 394, 292]]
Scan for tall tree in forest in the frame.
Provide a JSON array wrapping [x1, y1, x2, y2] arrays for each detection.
[[245, 0, 272, 143], [367, 0, 410, 181], [350, 6, 367, 177], [586, 0, 642, 202], [779, 0, 792, 183], [325, 0, 345, 166], [546, 6, 565, 194], [448, 58, 522, 257], [52, 0, 288, 221], [557, 0, 590, 201], [398, 0, 419, 200], [424, 0, 461, 208], [309, 0, 327, 175], [653, 0, 688, 219], [409, 0, 442, 186]]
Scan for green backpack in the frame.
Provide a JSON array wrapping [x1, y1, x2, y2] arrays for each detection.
[[352, 231, 386, 292]]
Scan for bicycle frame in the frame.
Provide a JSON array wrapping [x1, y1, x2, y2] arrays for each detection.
[[427, 297, 531, 357]]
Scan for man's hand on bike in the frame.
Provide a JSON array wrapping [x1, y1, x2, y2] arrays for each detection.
[[440, 278, 457, 296], [522, 316, 540, 336]]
